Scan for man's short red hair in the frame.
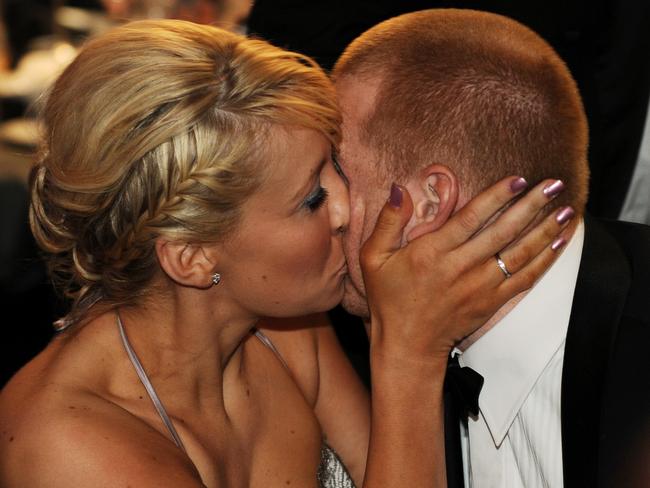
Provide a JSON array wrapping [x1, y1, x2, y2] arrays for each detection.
[[334, 9, 589, 214]]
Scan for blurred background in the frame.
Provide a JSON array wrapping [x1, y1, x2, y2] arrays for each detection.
[[1, 0, 649, 386]]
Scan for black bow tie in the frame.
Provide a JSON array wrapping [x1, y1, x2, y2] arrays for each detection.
[[443, 354, 483, 488], [444, 354, 484, 419]]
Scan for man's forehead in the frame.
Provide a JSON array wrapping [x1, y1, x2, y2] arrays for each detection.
[[336, 76, 382, 178], [336, 75, 382, 132]]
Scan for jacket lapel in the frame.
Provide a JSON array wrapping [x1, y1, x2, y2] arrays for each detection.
[[561, 215, 631, 487]]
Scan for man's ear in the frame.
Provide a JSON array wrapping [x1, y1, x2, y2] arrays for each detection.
[[403, 164, 459, 242], [155, 239, 218, 289]]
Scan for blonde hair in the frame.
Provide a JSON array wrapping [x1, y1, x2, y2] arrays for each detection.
[[30, 19, 340, 329], [334, 9, 589, 215]]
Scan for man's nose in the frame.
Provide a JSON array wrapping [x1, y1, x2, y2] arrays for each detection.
[[329, 174, 350, 235]]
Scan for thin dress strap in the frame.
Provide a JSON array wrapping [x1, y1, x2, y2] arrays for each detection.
[[253, 330, 355, 488], [116, 313, 188, 454], [253, 329, 290, 371]]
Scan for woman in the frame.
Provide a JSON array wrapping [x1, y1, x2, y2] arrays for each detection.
[[0, 20, 568, 487]]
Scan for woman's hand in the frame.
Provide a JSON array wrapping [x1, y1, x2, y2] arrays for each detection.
[[361, 176, 573, 366], [360, 176, 573, 487]]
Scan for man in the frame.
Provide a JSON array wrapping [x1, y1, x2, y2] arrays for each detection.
[[333, 9, 650, 488]]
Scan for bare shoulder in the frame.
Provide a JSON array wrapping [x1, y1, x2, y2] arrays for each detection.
[[1, 376, 204, 487], [0, 341, 204, 488], [257, 313, 334, 406]]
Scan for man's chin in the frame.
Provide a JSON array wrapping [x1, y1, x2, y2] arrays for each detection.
[[341, 280, 370, 320]]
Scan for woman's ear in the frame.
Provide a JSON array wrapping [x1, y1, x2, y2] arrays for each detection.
[[403, 164, 459, 241], [155, 239, 218, 289]]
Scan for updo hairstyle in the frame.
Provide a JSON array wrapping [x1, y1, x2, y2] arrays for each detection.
[[29, 20, 341, 329]]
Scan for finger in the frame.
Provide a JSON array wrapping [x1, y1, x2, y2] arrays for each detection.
[[459, 178, 565, 263], [495, 224, 573, 300], [453, 207, 574, 331], [360, 183, 413, 270], [493, 205, 574, 281], [430, 175, 530, 250], [453, 236, 566, 340]]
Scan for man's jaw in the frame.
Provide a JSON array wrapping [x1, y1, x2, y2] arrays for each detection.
[[341, 278, 370, 320]]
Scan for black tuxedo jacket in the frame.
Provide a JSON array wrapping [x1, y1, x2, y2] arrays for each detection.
[[447, 215, 650, 488], [562, 215, 650, 487]]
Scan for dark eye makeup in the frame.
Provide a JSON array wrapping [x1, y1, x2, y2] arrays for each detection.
[[303, 186, 329, 212], [300, 148, 345, 213]]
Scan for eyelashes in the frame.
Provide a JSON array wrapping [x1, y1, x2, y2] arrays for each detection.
[[304, 186, 329, 212], [301, 149, 345, 213]]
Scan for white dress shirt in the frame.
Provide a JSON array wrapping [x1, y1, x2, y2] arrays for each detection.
[[620, 94, 650, 225], [457, 221, 585, 488]]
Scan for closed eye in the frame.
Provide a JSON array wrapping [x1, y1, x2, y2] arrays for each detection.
[[304, 186, 329, 212]]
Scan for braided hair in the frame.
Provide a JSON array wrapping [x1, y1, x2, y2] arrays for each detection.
[[30, 20, 341, 329]]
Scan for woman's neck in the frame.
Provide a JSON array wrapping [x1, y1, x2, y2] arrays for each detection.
[[114, 285, 259, 413]]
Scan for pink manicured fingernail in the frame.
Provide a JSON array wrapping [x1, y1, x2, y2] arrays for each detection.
[[389, 183, 403, 208], [543, 180, 565, 198], [551, 237, 567, 251], [555, 206, 575, 225], [510, 177, 528, 193]]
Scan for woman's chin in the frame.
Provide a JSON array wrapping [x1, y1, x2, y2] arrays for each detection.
[[314, 279, 347, 314], [314, 283, 346, 314]]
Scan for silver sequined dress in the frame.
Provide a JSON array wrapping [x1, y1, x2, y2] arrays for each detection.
[[318, 443, 356, 488]]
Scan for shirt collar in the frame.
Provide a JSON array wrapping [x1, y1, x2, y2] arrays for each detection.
[[458, 220, 584, 446]]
